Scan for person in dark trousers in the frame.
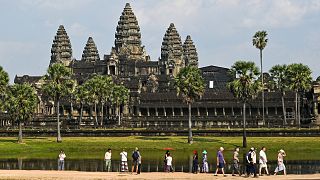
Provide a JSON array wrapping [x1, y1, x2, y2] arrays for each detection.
[[192, 150, 199, 174], [164, 150, 170, 172], [131, 147, 140, 174], [246, 147, 257, 177]]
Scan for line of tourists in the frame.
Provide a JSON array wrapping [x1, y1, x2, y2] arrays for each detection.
[[57, 146, 287, 177]]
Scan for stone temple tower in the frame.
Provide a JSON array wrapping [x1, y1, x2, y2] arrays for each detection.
[[159, 23, 184, 76], [183, 35, 198, 67], [81, 37, 100, 62], [50, 25, 72, 66], [114, 3, 147, 61]]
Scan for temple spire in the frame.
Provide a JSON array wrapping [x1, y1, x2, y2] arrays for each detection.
[[81, 37, 100, 62], [50, 25, 72, 66], [159, 23, 184, 76], [183, 35, 198, 67], [114, 3, 146, 60]]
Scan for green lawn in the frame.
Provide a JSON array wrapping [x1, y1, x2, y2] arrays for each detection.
[[0, 136, 319, 161]]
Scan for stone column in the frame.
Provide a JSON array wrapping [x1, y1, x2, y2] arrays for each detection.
[[172, 107, 175, 116], [147, 108, 150, 116], [197, 107, 200, 116], [180, 108, 183, 116], [223, 107, 226, 116], [206, 107, 209, 116], [275, 107, 278, 115], [232, 107, 235, 116], [164, 107, 167, 117], [214, 108, 217, 116], [138, 107, 142, 117], [155, 108, 159, 116], [249, 107, 252, 116], [266, 107, 269, 115]]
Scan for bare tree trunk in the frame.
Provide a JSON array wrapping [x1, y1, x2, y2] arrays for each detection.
[[295, 91, 298, 127], [101, 103, 104, 127], [260, 49, 265, 127], [243, 102, 247, 148], [298, 94, 301, 129], [188, 103, 193, 144], [70, 101, 73, 120], [57, 100, 62, 143], [282, 92, 287, 127], [18, 121, 23, 143], [94, 102, 98, 128], [79, 103, 83, 129], [118, 105, 121, 126]]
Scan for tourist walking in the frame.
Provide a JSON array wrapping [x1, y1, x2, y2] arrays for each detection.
[[192, 150, 199, 174], [214, 147, 226, 177], [166, 153, 173, 172], [259, 146, 269, 176], [120, 149, 128, 172], [202, 150, 209, 173], [232, 147, 241, 176], [274, 149, 286, 175], [137, 154, 142, 174], [104, 148, 112, 172], [58, 150, 66, 171], [131, 147, 140, 174], [246, 147, 257, 177], [164, 150, 170, 172]]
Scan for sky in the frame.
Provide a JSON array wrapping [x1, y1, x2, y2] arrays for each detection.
[[0, 0, 320, 82]]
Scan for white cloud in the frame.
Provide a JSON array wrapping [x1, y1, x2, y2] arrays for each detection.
[[19, 0, 94, 11]]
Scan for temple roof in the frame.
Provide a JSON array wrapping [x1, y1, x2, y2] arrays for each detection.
[[114, 3, 145, 60], [81, 37, 100, 62], [183, 35, 198, 67], [50, 25, 72, 64], [161, 23, 183, 62]]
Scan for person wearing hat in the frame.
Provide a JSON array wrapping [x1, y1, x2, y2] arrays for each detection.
[[202, 150, 209, 173], [246, 147, 257, 177], [192, 150, 199, 174], [214, 147, 226, 177], [131, 147, 140, 174], [232, 147, 241, 176], [274, 149, 286, 175]]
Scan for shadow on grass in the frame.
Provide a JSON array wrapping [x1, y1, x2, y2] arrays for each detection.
[[0, 139, 17, 143], [192, 137, 239, 148], [135, 137, 170, 141]]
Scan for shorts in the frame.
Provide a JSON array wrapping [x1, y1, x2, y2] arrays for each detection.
[[259, 163, 267, 168], [132, 160, 138, 166], [218, 162, 225, 168]]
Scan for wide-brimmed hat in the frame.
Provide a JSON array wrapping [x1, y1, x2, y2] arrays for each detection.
[[202, 150, 207, 154], [219, 147, 224, 151], [135, 147, 139, 151], [279, 149, 285, 153], [250, 147, 255, 151]]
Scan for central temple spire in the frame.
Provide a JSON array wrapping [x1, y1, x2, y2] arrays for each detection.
[[114, 3, 146, 61], [50, 25, 72, 66]]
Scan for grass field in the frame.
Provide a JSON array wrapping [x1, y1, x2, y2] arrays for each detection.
[[0, 136, 319, 160]]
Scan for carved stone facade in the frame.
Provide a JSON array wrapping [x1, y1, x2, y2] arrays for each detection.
[[11, 3, 311, 129]]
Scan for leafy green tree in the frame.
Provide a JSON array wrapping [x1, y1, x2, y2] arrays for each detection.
[[270, 65, 288, 126], [84, 75, 113, 127], [0, 66, 9, 110], [111, 84, 129, 126], [174, 66, 205, 144], [253, 30, 268, 126], [228, 61, 261, 148], [42, 63, 73, 142], [75, 84, 89, 126], [5, 83, 37, 143], [286, 63, 312, 128]]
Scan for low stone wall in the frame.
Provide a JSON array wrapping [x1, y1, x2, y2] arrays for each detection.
[[0, 129, 320, 137]]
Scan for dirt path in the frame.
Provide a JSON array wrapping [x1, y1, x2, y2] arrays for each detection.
[[0, 170, 319, 180]]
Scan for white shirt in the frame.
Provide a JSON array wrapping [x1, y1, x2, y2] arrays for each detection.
[[120, 151, 127, 161], [59, 153, 66, 161], [251, 151, 257, 164], [259, 150, 267, 164], [166, 156, 172, 166], [105, 152, 111, 160]]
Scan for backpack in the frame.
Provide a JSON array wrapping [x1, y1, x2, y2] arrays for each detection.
[[247, 152, 252, 163], [132, 151, 139, 161]]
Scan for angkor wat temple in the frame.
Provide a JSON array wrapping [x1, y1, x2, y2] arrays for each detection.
[[6, 3, 319, 129]]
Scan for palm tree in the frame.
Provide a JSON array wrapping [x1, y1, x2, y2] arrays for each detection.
[[111, 84, 129, 126], [174, 66, 205, 144], [75, 84, 89, 126], [253, 31, 268, 126], [270, 65, 288, 126], [228, 61, 261, 148], [42, 63, 73, 142], [286, 63, 312, 128], [84, 75, 113, 127], [5, 83, 38, 143], [0, 66, 9, 109]]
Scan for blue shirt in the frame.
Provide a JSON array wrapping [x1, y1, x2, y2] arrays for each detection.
[[217, 151, 224, 163]]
